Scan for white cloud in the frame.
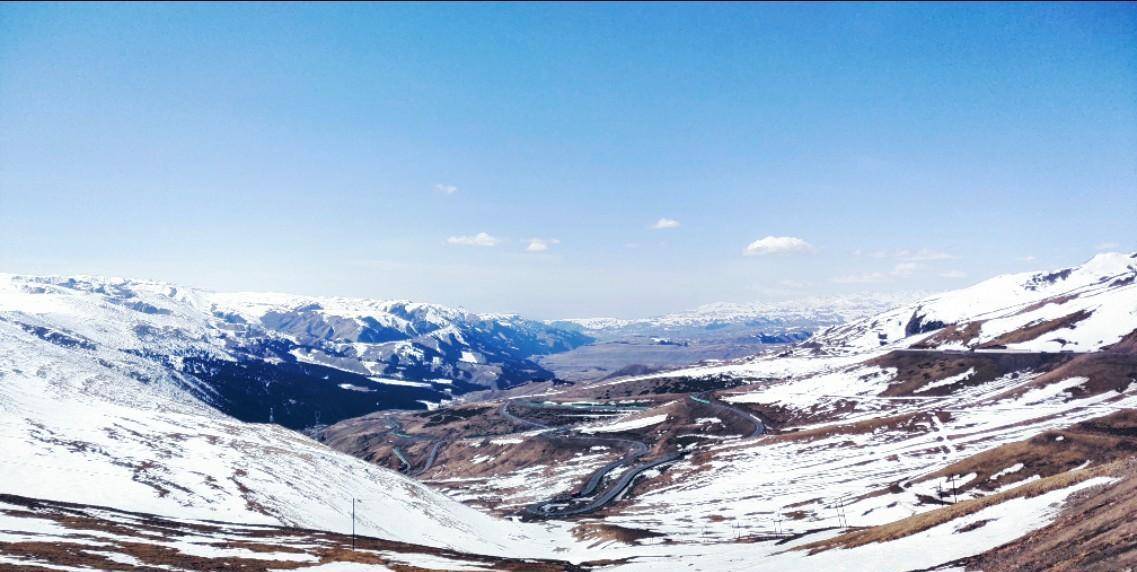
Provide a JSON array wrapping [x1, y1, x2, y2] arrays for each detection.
[[1021, 255, 1037, 262], [651, 218, 681, 230], [446, 232, 499, 247], [939, 270, 968, 279], [743, 236, 815, 256], [1097, 242, 1121, 250], [525, 238, 559, 252], [434, 183, 459, 195]]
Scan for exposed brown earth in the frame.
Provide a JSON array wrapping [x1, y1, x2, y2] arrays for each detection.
[[795, 411, 1137, 560], [0, 493, 586, 571], [762, 410, 947, 445], [797, 463, 1117, 555], [979, 309, 1093, 348], [571, 522, 666, 547], [555, 372, 748, 401], [1105, 328, 1137, 353], [909, 322, 983, 349], [912, 410, 1137, 498], [319, 401, 540, 475], [1000, 351, 1137, 402], [1014, 293, 1077, 315], [958, 458, 1137, 571], [718, 399, 806, 430], [869, 350, 1071, 397]]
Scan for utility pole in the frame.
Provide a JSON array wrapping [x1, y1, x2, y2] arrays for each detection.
[[351, 498, 360, 550], [950, 474, 958, 504]]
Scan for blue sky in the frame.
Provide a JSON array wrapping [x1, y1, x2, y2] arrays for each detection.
[[1, 3, 1134, 318]]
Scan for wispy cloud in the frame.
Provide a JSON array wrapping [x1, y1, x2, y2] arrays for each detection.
[[434, 183, 459, 195], [939, 270, 968, 278], [1021, 255, 1037, 262], [446, 232, 499, 247], [651, 217, 681, 230], [743, 236, 815, 256], [525, 238, 559, 252], [1097, 242, 1121, 250]]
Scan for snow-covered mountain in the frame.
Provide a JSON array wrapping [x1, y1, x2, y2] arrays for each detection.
[[0, 275, 590, 429], [389, 252, 1137, 570], [557, 293, 919, 338], [815, 252, 1137, 354], [0, 289, 582, 560]]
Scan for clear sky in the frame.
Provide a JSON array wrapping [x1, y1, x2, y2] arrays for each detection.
[[1, 3, 1134, 318]]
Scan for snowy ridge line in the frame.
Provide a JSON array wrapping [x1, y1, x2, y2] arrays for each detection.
[[557, 292, 922, 331], [812, 252, 1137, 354]]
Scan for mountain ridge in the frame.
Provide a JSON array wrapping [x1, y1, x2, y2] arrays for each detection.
[[555, 292, 923, 334], [0, 273, 591, 429]]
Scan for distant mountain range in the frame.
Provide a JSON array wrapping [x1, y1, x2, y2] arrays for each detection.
[[553, 292, 920, 339], [0, 276, 590, 429]]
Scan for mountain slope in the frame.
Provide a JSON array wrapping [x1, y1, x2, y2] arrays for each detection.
[[814, 252, 1137, 354], [0, 302, 583, 559], [0, 275, 589, 429], [586, 254, 1137, 569]]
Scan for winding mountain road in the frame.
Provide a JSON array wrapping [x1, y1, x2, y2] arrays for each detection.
[[413, 439, 448, 476], [392, 397, 759, 517], [689, 393, 766, 438], [499, 399, 682, 518], [499, 400, 551, 430], [521, 394, 764, 517], [383, 416, 448, 476], [526, 451, 683, 518]]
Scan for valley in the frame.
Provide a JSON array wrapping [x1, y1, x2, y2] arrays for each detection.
[[1, 252, 1136, 570]]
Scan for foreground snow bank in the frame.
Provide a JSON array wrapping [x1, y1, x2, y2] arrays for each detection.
[[580, 414, 668, 434]]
